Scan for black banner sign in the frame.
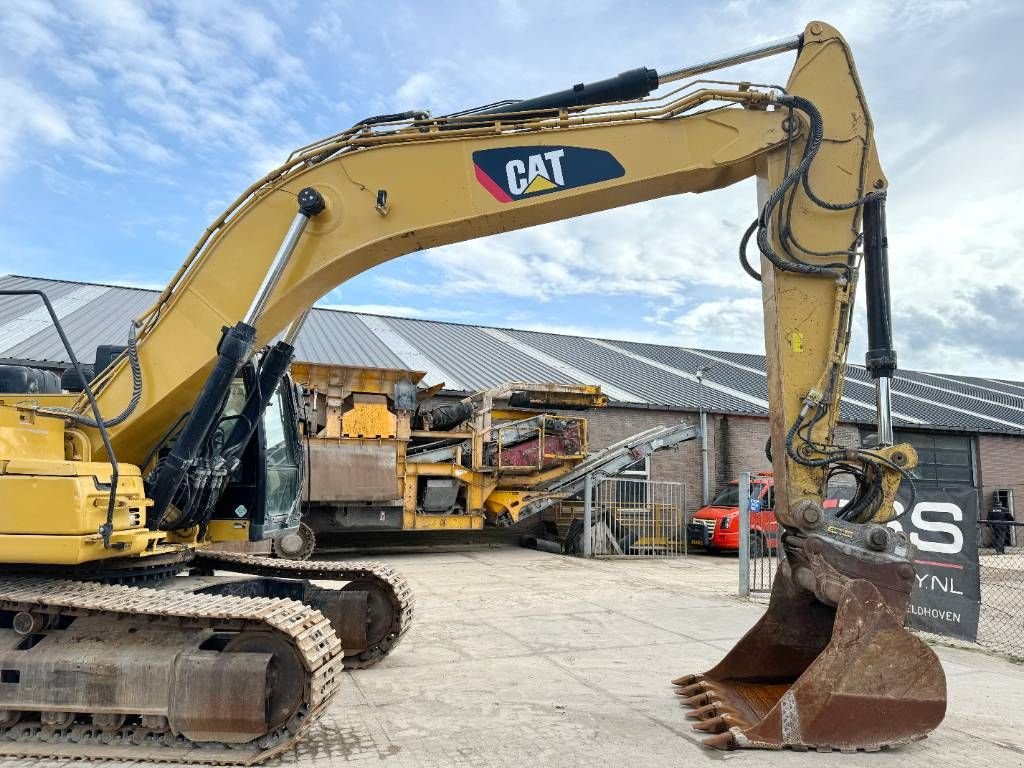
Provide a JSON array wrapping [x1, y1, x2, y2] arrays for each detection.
[[829, 486, 981, 641], [894, 486, 980, 641]]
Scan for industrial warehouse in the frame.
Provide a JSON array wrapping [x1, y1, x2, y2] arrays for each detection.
[[2, 271, 1023, 764], [3, 273, 1023, 519], [3, 7, 1024, 766]]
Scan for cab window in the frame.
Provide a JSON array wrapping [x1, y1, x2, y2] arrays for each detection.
[[263, 383, 300, 520]]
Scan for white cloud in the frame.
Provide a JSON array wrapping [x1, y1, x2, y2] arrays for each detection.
[[309, 11, 352, 47], [0, 80, 75, 178], [653, 297, 766, 353], [495, 0, 530, 29], [52, 60, 100, 89], [415, 184, 760, 304], [0, 0, 61, 59], [79, 157, 123, 175], [394, 72, 445, 112], [1, 0, 1022, 385], [0, 0, 311, 183]]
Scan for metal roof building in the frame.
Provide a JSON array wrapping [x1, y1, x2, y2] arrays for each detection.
[[3, 273, 1024, 435]]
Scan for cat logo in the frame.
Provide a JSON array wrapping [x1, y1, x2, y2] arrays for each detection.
[[506, 149, 566, 195], [473, 145, 625, 203]]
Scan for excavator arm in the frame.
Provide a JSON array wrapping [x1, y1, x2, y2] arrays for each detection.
[[8, 20, 945, 755]]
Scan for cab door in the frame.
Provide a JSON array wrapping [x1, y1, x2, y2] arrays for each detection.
[[260, 375, 304, 538], [213, 371, 305, 541]]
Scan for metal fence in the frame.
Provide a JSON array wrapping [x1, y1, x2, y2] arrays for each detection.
[[557, 477, 688, 557], [736, 471, 784, 595], [976, 521, 1024, 658]]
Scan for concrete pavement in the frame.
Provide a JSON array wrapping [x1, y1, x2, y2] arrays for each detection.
[[285, 549, 1024, 767], [8, 548, 1023, 767]]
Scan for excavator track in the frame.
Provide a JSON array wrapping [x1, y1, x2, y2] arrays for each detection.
[[0, 576, 344, 765], [194, 550, 415, 668]]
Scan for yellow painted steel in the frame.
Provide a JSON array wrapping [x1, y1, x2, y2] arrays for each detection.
[[0, 472, 145, 534], [0, 532, 169, 565], [206, 519, 252, 541], [403, 511, 485, 530], [341, 394, 397, 438], [85, 105, 793, 468], [753, 23, 904, 523], [1, 21, 907, 565], [483, 490, 559, 523], [0, 406, 66, 462]]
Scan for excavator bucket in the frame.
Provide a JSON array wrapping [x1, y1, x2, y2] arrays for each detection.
[[673, 562, 946, 752]]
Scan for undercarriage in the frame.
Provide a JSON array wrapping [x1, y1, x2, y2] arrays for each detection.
[[0, 551, 413, 764]]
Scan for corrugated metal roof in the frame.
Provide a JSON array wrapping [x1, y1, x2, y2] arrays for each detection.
[[292, 309, 406, 370], [383, 317, 579, 392], [0, 275, 79, 330], [0, 275, 154, 365], [2, 274, 1023, 435], [503, 329, 765, 414], [614, 340, 771, 402]]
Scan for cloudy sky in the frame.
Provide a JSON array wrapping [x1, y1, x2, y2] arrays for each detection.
[[1, 0, 1022, 379]]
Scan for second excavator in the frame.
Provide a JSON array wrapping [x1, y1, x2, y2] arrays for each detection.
[[0, 19, 944, 762]]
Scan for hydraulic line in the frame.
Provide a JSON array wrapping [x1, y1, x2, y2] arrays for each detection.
[[749, 92, 898, 520], [36, 323, 143, 429], [738, 219, 762, 281]]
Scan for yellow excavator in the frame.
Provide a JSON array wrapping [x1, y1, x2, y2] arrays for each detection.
[[0, 20, 944, 762]]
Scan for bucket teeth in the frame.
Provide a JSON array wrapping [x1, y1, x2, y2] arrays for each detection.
[[675, 681, 710, 697], [671, 673, 702, 687], [677, 692, 712, 707], [692, 714, 732, 734], [685, 703, 721, 720], [671, 565, 948, 752], [702, 731, 738, 750]]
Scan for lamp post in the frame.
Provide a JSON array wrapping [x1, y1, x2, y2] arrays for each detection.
[[695, 363, 716, 506]]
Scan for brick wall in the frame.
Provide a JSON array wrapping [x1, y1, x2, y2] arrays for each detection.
[[978, 434, 1024, 519], [716, 414, 771, 483], [424, 393, 914, 513], [583, 407, 704, 513]]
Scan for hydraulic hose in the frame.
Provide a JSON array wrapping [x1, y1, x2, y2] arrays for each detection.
[[38, 323, 143, 429]]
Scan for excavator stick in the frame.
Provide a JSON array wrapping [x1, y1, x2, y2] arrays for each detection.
[[674, 536, 946, 752]]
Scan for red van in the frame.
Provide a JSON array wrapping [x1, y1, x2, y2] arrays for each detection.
[[687, 472, 777, 556]]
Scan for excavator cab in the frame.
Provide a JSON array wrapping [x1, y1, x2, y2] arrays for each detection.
[[211, 369, 305, 545]]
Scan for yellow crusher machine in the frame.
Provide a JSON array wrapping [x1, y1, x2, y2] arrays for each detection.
[[0, 21, 945, 762], [281, 364, 699, 557], [285, 361, 615, 553]]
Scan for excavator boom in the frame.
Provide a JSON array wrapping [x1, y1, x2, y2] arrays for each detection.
[[0, 19, 945, 760]]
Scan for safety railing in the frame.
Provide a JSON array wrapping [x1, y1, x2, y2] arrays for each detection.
[[558, 477, 687, 557]]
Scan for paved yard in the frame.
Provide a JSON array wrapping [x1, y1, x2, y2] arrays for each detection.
[[284, 549, 1024, 768], [9, 549, 1024, 767]]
